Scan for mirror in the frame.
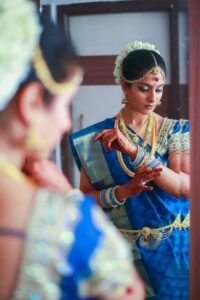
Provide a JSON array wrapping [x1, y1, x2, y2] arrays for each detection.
[[42, 1, 190, 298]]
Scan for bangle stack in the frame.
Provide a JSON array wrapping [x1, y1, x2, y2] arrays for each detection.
[[142, 154, 162, 169], [129, 145, 162, 169], [100, 186, 125, 208]]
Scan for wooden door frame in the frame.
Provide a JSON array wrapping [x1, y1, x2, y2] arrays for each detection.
[[189, 0, 200, 298]]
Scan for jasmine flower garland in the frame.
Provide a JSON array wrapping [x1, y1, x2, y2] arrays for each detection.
[[0, 0, 41, 111]]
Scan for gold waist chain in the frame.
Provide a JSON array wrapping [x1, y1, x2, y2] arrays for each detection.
[[119, 213, 190, 243]]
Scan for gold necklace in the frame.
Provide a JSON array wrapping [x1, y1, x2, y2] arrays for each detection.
[[0, 155, 35, 186], [115, 117, 135, 177], [151, 116, 158, 156], [114, 113, 158, 177], [119, 111, 154, 148], [119, 111, 150, 144]]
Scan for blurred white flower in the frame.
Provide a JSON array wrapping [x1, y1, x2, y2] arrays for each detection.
[[0, 0, 41, 110]]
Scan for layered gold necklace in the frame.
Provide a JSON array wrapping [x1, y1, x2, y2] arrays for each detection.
[[0, 155, 35, 186], [114, 111, 158, 177]]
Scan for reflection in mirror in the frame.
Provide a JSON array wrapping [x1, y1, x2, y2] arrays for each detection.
[[54, 1, 190, 299]]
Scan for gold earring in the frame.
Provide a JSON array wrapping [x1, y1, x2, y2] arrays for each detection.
[[121, 92, 129, 104], [157, 101, 162, 106], [24, 122, 45, 151], [121, 98, 129, 104]]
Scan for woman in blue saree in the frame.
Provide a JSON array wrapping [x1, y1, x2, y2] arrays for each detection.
[[70, 41, 190, 300]]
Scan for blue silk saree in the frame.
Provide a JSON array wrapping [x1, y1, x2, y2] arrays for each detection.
[[13, 189, 132, 300], [70, 117, 190, 300]]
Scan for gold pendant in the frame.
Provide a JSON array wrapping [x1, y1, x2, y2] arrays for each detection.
[[132, 135, 139, 143]]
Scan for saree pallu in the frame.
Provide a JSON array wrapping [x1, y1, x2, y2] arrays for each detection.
[[70, 117, 190, 300], [13, 189, 133, 300]]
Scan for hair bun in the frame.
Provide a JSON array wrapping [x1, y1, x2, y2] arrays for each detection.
[[113, 41, 160, 84]]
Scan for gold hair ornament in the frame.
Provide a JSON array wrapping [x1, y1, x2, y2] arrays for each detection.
[[122, 66, 165, 85], [32, 46, 83, 95], [114, 40, 162, 84]]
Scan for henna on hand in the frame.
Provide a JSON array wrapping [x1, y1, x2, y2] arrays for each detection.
[[94, 128, 137, 157], [127, 166, 162, 196]]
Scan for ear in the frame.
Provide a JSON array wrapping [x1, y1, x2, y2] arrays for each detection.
[[121, 80, 128, 94], [17, 82, 45, 126]]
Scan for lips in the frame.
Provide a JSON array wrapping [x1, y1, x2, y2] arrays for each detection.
[[144, 105, 155, 109]]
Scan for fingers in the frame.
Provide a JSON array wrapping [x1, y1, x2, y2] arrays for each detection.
[[143, 185, 153, 191], [94, 129, 119, 151], [104, 133, 118, 151], [136, 166, 162, 174], [93, 129, 113, 142], [132, 167, 162, 189], [135, 167, 162, 180], [94, 128, 133, 154], [130, 182, 153, 196]]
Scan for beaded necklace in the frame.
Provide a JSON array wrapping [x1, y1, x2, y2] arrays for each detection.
[[114, 112, 158, 177]]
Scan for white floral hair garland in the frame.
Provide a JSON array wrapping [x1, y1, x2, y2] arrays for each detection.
[[113, 40, 160, 84], [0, 0, 41, 111]]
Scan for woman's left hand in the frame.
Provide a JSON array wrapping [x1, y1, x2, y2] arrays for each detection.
[[130, 166, 162, 194], [115, 166, 162, 201]]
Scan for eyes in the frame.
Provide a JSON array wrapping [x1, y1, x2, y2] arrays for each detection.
[[137, 85, 164, 93]]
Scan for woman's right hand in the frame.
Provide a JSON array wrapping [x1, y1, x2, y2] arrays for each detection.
[[94, 128, 137, 158]]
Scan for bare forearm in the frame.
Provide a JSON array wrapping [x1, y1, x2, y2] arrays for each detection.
[[80, 167, 161, 207], [127, 147, 190, 198], [154, 165, 189, 198]]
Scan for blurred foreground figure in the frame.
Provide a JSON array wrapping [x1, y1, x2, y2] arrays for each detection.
[[0, 1, 144, 299]]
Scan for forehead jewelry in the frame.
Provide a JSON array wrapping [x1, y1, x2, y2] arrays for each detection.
[[121, 52, 165, 84], [32, 46, 83, 95]]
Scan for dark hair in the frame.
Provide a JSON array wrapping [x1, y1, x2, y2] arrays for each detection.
[[20, 16, 78, 103], [122, 49, 167, 87]]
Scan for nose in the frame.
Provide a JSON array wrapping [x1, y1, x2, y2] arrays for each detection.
[[147, 90, 157, 103]]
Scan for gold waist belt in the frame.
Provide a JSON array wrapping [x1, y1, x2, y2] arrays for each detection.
[[119, 213, 190, 242]]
